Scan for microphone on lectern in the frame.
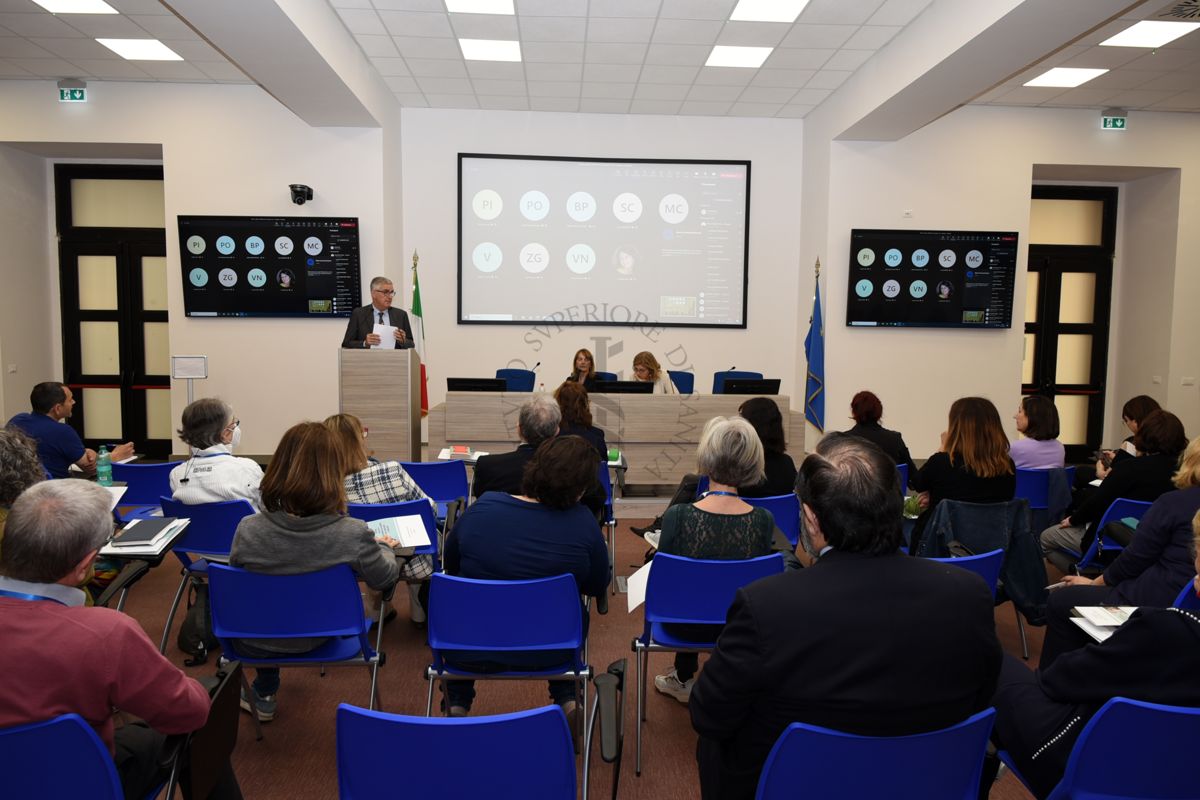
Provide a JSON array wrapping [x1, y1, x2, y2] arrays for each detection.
[[531, 361, 541, 372], [727, 365, 737, 371]]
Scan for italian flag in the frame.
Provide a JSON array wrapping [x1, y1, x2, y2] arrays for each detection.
[[410, 255, 429, 416]]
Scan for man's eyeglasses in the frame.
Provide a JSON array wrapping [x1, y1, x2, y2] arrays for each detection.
[[373, 289, 396, 296]]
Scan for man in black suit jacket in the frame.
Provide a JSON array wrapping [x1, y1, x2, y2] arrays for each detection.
[[342, 276, 414, 349], [689, 434, 1002, 800]]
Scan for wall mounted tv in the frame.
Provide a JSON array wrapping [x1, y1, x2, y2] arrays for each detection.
[[178, 216, 362, 318], [845, 229, 1018, 329], [458, 153, 750, 329]]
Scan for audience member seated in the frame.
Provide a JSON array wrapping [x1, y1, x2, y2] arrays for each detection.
[[6, 382, 133, 478], [554, 381, 607, 458], [1105, 394, 1161, 467], [1040, 409, 1186, 565], [326, 412, 433, 625], [229, 422, 400, 722], [842, 390, 917, 477], [909, 397, 1016, 553], [169, 398, 263, 511], [690, 435, 1002, 800], [565, 348, 599, 392], [654, 416, 776, 704], [1010, 395, 1065, 470], [990, 510, 1200, 797], [0, 427, 45, 552], [0, 481, 213, 799], [736, 398, 796, 498], [1038, 434, 1200, 666], [632, 351, 679, 395], [441, 435, 609, 720]]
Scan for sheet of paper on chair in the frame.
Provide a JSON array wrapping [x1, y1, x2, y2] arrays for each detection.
[[626, 560, 653, 613], [1074, 606, 1137, 627], [105, 485, 127, 511], [370, 323, 397, 349], [366, 516, 430, 548]]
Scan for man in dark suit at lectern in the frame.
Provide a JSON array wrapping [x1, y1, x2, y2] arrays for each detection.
[[342, 276, 414, 349]]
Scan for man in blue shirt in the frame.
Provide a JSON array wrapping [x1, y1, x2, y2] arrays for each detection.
[[6, 382, 133, 479]]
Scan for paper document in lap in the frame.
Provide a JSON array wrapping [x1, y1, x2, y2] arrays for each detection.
[[366, 516, 431, 548]]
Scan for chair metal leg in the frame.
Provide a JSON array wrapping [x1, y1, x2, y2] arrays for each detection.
[[424, 669, 435, 717], [159, 572, 190, 653], [114, 587, 130, 613], [582, 690, 599, 800], [368, 663, 380, 711], [240, 670, 263, 742], [607, 522, 616, 595], [1015, 605, 1030, 660], [635, 646, 646, 776]]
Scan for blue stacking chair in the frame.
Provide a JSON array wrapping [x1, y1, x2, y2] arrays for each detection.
[[495, 368, 535, 392], [158, 497, 255, 653], [208, 563, 387, 736], [1000, 698, 1200, 800], [347, 499, 440, 570], [896, 462, 909, 495], [110, 460, 183, 522], [694, 475, 710, 498], [1172, 576, 1199, 610], [712, 370, 763, 394], [398, 460, 470, 543], [424, 573, 593, 743], [598, 463, 617, 594], [756, 709, 996, 800], [667, 370, 694, 394], [1073, 498, 1152, 572], [1014, 466, 1076, 534], [594, 371, 618, 382], [336, 704, 575, 800], [631, 552, 785, 775], [929, 549, 1005, 597], [742, 493, 801, 548]]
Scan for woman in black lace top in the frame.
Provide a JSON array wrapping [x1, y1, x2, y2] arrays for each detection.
[[654, 416, 775, 703]]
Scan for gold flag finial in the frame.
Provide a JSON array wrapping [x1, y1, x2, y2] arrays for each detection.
[[814, 257, 821, 279], [412, 249, 419, 270]]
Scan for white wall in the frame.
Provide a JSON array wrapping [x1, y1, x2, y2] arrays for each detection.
[[400, 107, 806, 413]]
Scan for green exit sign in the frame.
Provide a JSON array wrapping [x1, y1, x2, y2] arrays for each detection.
[[1101, 115, 1127, 130], [58, 88, 87, 103]]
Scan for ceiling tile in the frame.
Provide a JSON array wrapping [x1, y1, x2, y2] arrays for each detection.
[[687, 83, 743, 101], [417, 75, 474, 93], [520, 17, 586, 42], [449, 13, 519, 39], [693, 66, 755, 85], [1075, 69, 1157, 90], [765, 48, 833, 69], [585, 42, 647, 64], [473, 78, 528, 95], [807, 69, 851, 89], [516, 0, 587, 15], [392, 35, 461, 59], [843, 25, 901, 49], [528, 80, 580, 97], [644, 43, 709, 65], [581, 81, 635, 98], [159, 40, 225, 61], [466, 60, 525, 79], [192, 61, 249, 81], [385, 75, 420, 92], [1150, 91, 1200, 110], [679, 99, 732, 115], [530, 96, 582, 111], [125, 14, 197, 39], [394, 93, 430, 106], [717, 21, 790, 47], [1037, 45, 1089, 68], [377, 10, 452, 37], [729, 101, 783, 116], [1037, 87, 1117, 107], [738, 85, 796, 103], [789, 87, 831, 104], [651, 18, 723, 45], [371, 57, 412, 76], [479, 96, 530, 110], [372, 0, 444, 10], [0, 13, 85, 38], [135, 61, 208, 80], [579, 97, 631, 112], [798, 0, 887, 26], [330, 0, 371, 7], [1059, 45, 1145, 70], [0, 60, 35, 76], [583, 62, 641, 81], [337, 8, 387, 36], [523, 42, 585, 61], [26, 37, 113, 60], [1133, 71, 1200, 91], [775, 104, 813, 117], [751, 67, 815, 87], [823, 48, 873, 70], [658, 0, 735, 21], [1124, 49, 1200, 71], [66, 58, 150, 79], [779, 23, 856, 49], [105, 0, 175, 13], [355, 34, 401, 57], [426, 93, 478, 107], [1099, 88, 1180, 107], [989, 86, 1068, 105], [630, 98, 683, 114], [407, 57, 468, 76], [0, 38, 54, 58], [587, 18, 655, 43], [8, 57, 84, 77], [634, 82, 690, 100], [589, 0, 660, 18], [524, 61, 582, 80], [61, 13, 153, 38], [867, 0, 932, 26], [640, 63, 699, 82]]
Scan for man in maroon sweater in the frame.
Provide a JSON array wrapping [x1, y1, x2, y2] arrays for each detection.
[[0, 480, 211, 798]]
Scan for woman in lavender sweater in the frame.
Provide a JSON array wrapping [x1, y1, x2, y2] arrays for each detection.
[[1010, 395, 1065, 470]]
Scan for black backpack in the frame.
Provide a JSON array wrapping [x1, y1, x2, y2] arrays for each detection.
[[177, 575, 220, 666]]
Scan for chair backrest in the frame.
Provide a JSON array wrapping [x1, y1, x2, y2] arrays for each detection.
[[755, 709, 996, 800], [694, 475, 710, 498], [495, 368, 535, 392], [741, 494, 800, 547], [712, 370, 763, 394], [1053, 697, 1200, 799], [336, 703, 575, 799], [111, 461, 183, 505], [1096, 497, 1154, 531], [594, 370, 618, 382], [208, 563, 369, 642], [397, 460, 469, 505], [928, 549, 1005, 598], [645, 553, 785, 627], [896, 463, 908, 495], [597, 462, 614, 507], [1172, 577, 1200, 610], [667, 370, 694, 394], [1014, 467, 1053, 509], [0, 713, 123, 799], [160, 497, 255, 559], [178, 661, 243, 800], [427, 573, 584, 658], [346, 499, 438, 555]]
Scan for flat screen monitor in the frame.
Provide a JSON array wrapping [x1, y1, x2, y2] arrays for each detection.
[[722, 378, 781, 395], [592, 380, 654, 394], [178, 215, 362, 318], [458, 154, 750, 329], [446, 377, 508, 392], [846, 229, 1018, 329]]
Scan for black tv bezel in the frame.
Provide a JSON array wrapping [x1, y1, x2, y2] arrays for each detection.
[[446, 377, 508, 392], [457, 153, 751, 330], [722, 378, 781, 396], [592, 380, 655, 394]]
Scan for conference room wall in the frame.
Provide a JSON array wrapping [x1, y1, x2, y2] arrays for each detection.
[[819, 104, 1200, 456], [0, 80, 389, 454], [399, 107, 806, 419]]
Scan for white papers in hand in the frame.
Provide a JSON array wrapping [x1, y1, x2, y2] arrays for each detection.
[[366, 516, 431, 548], [371, 323, 397, 349], [626, 560, 653, 613]]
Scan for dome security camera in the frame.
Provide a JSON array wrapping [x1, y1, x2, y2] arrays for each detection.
[[290, 184, 313, 205]]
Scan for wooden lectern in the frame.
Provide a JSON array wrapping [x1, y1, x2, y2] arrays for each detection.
[[338, 348, 421, 462]]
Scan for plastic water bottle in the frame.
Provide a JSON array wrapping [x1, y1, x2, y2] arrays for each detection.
[[96, 446, 112, 486]]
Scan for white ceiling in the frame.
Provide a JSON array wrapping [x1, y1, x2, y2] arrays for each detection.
[[0, 0, 1197, 120]]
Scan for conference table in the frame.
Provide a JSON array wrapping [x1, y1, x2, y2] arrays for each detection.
[[427, 391, 807, 486]]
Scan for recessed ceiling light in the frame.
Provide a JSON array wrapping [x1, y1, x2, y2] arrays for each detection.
[[730, 0, 811, 23], [1023, 67, 1108, 88], [706, 45, 773, 69], [459, 38, 521, 62], [445, 0, 514, 13], [30, 0, 117, 12], [1100, 20, 1200, 48], [96, 39, 184, 61]]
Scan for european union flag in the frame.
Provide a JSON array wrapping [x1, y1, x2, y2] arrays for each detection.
[[804, 280, 824, 432]]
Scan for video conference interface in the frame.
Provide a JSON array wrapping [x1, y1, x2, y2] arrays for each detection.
[[458, 154, 750, 328], [845, 229, 1018, 329], [178, 216, 361, 318]]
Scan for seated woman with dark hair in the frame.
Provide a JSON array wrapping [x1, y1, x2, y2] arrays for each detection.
[[1106, 394, 1161, 466], [230, 422, 401, 722], [442, 435, 609, 720], [737, 397, 796, 497], [843, 390, 916, 478], [653, 416, 776, 703], [554, 381, 607, 458], [169, 397, 263, 511], [1010, 395, 1065, 470]]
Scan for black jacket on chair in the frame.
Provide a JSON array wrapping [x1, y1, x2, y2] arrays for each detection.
[[341, 306, 414, 349]]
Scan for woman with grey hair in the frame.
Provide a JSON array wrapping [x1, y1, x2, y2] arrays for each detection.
[[169, 398, 263, 511], [653, 416, 775, 703], [0, 427, 46, 551]]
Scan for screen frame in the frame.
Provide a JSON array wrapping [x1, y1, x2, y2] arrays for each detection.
[[457, 152, 751, 329]]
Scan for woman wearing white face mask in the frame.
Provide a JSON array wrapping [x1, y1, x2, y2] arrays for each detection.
[[169, 397, 264, 511]]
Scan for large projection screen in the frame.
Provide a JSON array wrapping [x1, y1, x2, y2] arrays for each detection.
[[458, 154, 750, 328]]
